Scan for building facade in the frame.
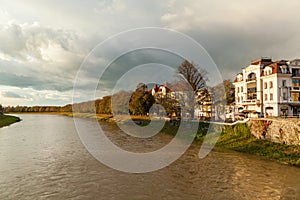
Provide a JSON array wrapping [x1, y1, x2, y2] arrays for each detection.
[[234, 58, 300, 117]]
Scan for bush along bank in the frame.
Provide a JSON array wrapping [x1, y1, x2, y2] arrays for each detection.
[[0, 115, 21, 128]]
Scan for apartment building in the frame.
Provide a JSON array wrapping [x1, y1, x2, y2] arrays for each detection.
[[233, 58, 300, 117]]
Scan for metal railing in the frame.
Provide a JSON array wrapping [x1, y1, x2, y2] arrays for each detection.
[[292, 73, 300, 77], [291, 86, 300, 91], [242, 99, 257, 104], [246, 78, 256, 82]]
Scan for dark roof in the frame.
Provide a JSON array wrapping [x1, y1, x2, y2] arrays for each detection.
[[251, 57, 273, 66]]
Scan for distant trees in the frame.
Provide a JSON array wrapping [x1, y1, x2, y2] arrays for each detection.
[[111, 91, 131, 115], [97, 96, 112, 114], [3, 105, 62, 113], [2, 78, 233, 118], [0, 104, 3, 118], [129, 88, 155, 115]]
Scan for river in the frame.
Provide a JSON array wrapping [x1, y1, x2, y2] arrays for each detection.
[[0, 114, 299, 199]]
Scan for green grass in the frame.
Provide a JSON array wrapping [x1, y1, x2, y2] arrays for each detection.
[[0, 115, 21, 128]]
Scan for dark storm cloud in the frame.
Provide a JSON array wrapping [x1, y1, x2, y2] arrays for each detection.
[[0, 72, 73, 92], [1, 0, 300, 106], [161, 0, 300, 79]]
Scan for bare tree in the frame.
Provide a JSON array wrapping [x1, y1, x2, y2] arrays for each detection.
[[177, 60, 208, 118], [136, 82, 148, 92], [177, 60, 207, 92]]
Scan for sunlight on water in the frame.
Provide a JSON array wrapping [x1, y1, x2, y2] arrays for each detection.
[[0, 114, 299, 199]]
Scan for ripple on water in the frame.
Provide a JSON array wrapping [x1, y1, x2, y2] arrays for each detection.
[[0, 114, 300, 199]]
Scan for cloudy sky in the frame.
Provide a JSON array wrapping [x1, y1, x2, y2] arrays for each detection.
[[1, 0, 300, 106]]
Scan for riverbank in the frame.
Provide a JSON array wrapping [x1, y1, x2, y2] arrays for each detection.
[[0, 115, 21, 128], [159, 121, 300, 167], [213, 123, 300, 167]]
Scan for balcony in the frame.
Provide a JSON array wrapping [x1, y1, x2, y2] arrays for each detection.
[[279, 96, 289, 103], [291, 86, 300, 91], [246, 78, 256, 82]]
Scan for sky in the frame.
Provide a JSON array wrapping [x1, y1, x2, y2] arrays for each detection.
[[1, 0, 300, 106]]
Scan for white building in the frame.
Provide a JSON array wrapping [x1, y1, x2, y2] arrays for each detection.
[[233, 58, 300, 117]]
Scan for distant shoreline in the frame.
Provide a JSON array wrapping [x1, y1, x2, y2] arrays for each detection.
[[0, 115, 21, 128]]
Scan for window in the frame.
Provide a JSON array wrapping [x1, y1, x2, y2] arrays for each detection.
[[265, 94, 268, 101], [238, 97, 240, 102], [241, 86, 243, 93], [292, 69, 300, 77], [265, 69, 272, 75], [282, 80, 286, 87], [248, 73, 256, 81], [270, 81, 273, 88], [265, 70, 268, 76], [270, 93, 273, 101], [281, 67, 287, 74], [283, 92, 287, 100], [241, 96, 243, 102], [264, 82, 267, 89]]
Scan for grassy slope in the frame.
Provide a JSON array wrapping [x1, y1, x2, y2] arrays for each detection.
[[0, 115, 21, 128]]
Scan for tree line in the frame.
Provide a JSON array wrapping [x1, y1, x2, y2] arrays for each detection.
[[2, 60, 235, 116], [2, 89, 155, 115]]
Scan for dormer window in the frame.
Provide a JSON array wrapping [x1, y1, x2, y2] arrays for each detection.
[[281, 66, 287, 74], [236, 74, 243, 82], [264, 68, 272, 76], [282, 68, 287, 74]]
